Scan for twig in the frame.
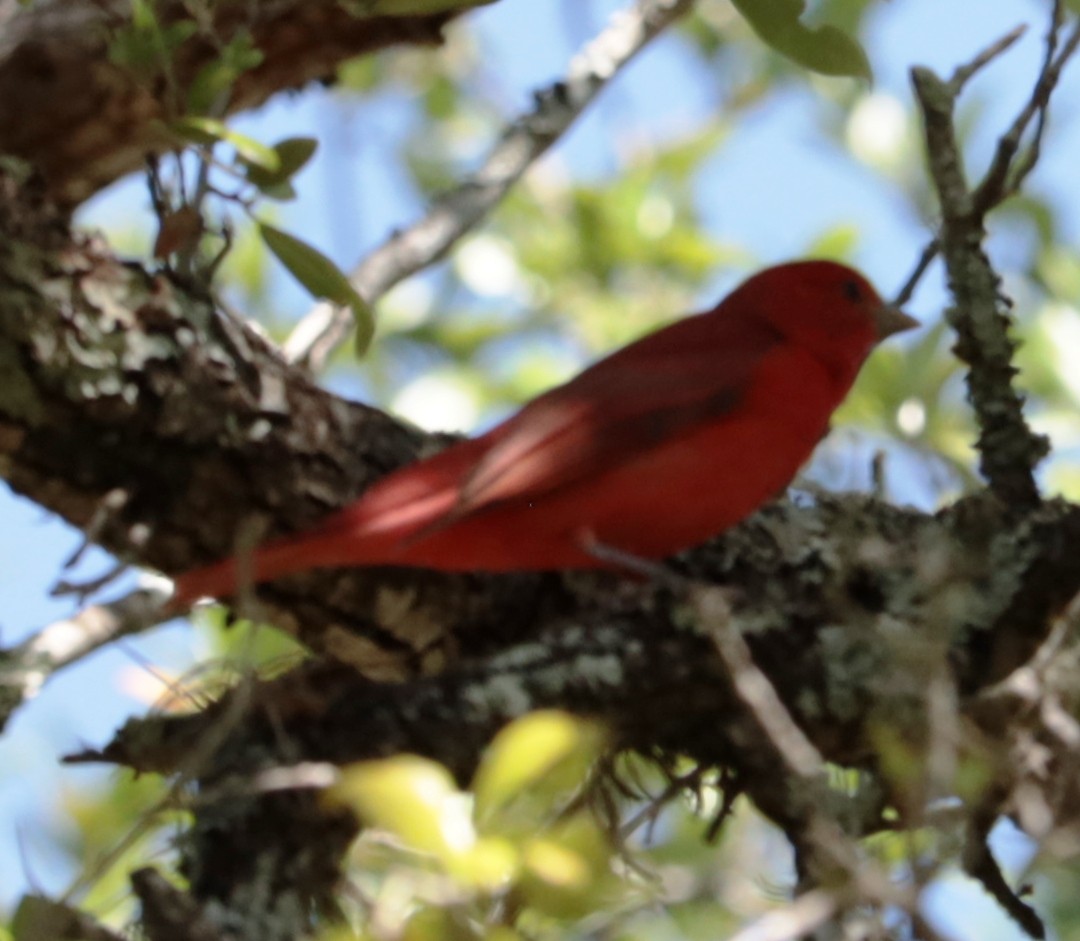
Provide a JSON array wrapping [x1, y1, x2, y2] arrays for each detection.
[[974, 4, 1079, 211], [0, 585, 174, 732], [963, 808, 1046, 939], [951, 25, 1027, 92], [892, 238, 939, 309], [692, 585, 956, 936], [693, 586, 825, 781], [282, 0, 697, 371], [909, 11, 1080, 507]]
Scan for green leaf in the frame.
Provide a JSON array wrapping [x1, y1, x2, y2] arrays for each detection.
[[130, 0, 157, 32], [257, 223, 375, 353], [732, 0, 872, 80], [109, 5, 196, 77], [171, 117, 281, 172], [186, 32, 263, 115], [187, 60, 240, 115], [245, 137, 319, 190], [258, 181, 298, 202]]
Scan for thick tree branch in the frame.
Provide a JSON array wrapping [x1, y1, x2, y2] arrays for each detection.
[[4, 4, 1080, 937], [72, 488, 1080, 937], [0, 0, 484, 206]]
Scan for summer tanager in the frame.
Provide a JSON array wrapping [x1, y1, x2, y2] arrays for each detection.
[[173, 260, 916, 604]]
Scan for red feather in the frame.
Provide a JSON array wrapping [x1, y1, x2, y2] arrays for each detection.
[[173, 260, 915, 604]]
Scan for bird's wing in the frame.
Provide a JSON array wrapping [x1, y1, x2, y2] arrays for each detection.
[[446, 311, 782, 519]]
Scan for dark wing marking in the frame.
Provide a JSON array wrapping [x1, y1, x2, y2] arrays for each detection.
[[446, 309, 782, 518]]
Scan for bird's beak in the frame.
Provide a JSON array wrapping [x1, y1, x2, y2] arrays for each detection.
[[873, 304, 919, 340]]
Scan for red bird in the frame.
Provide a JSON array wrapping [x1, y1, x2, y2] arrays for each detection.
[[173, 260, 916, 605]]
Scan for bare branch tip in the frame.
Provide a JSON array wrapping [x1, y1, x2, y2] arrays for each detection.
[[951, 23, 1028, 93]]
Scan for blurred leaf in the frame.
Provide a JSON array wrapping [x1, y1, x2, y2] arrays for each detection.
[[817, 0, 877, 33], [518, 817, 615, 918], [332, 755, 474, 859], [109, 1, 197, 78], [257, 223, 375, 354], [172, 117, 280, 171], [337, 54, 383, 92], [451, 836, 519, 890], [400, 907, 480, 941], [731, 0, 872, 79], [245, 137, 319, 191], [12, 896, 117, 941], [804, 224, 860, 260], [186, 31, 264, 114], [1037, 245, 1080, 300], [473, 711, 605, 824]]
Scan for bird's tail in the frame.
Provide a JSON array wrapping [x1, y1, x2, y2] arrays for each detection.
[[171, 465, 465, 608], [171, 518, 411, 607], [171, 538, 319, 609]]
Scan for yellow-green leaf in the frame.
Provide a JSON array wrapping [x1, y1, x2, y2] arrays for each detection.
[[257, 223, 375, 354], [472, 711, 605, 823], [330, 755, 475, 860], [518, 818, 614, 918], [172, 117, 280, 172], [449, 835, 519, 890]]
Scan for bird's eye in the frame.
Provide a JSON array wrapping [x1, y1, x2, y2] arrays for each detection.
[[842, 280, 863, 303]]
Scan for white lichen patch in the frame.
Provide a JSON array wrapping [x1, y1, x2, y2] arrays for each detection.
[[463, 673, 533, 717]]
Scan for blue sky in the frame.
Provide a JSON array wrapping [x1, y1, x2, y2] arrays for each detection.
[[3, 0, 1079, 934]]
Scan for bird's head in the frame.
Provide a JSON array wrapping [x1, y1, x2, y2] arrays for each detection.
[[748, 260, 918, 379]]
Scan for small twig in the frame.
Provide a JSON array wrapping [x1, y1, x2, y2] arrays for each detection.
[[693, 586, 825, 781], [0, 585, 174, 732], [974, 8, 1080, 211], [282, 0, 696, 371], [951, 24, 1027, 92], [963, 809, 1046, 939], [691, 585, 948, 936], [891, 238, 939, 309], [51, 562, 128, 601], [908, 11, 1080, 507], [61, 655, 261, 904], [61, 488, 130, 571], [617, 766, 707, 840]]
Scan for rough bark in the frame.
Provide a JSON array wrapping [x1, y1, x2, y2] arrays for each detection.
[[0, 0, 482, 205], [4, 2, 1080, 939]]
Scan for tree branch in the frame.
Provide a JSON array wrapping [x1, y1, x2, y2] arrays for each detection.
[[0, 586, 171, 732], [0, 0, 478, 205], [910, 17, 1080, 508], [283, 0, 698, 370]]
